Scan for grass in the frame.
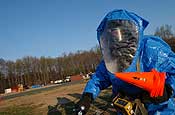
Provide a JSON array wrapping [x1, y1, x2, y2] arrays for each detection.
[[0, 105, 34, 115], [47, 87, 116, 115], [0, 84, 115, 115]]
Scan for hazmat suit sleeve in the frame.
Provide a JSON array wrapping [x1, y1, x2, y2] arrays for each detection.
[[83, 60, 112, 99], [143, 35, 175, 97]]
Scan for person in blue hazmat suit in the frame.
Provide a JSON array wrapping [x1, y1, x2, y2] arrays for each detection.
[[75, 9, 175, 115]]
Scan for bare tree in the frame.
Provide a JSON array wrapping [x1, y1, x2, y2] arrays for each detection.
[[0, 46, 102, 92], [154, 24, 174, 39]]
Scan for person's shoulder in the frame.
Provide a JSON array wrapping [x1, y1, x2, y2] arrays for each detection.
[[96, 60, 107, 71], [143, 35, 171, 49], [143, 35, 165, 43], [95, 59, 110, 75]]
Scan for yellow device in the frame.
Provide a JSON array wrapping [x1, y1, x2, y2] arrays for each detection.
[[113, 98, 134, 115]]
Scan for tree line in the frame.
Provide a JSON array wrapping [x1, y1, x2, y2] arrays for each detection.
[[0, 25, 175, 93], [154, 24, 175, 52], [0, 46, 102, 93]]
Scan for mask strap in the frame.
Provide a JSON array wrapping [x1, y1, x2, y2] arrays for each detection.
[[136, 57, 140, 72]]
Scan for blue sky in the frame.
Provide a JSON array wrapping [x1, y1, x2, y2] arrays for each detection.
[[0, 0, 175, 61]]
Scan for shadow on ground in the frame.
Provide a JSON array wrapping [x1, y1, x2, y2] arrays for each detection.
[[47, 88, 116, 115]]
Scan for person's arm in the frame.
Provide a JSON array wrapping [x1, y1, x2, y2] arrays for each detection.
[[143, 36, 175, 102], [83, 60, 112, 99], [75, 60, 112, 114], [153, 40, 175, 98], [157, 49, 175, 98]]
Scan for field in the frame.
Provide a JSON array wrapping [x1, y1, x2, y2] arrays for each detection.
[[0, 81, 116, 115]]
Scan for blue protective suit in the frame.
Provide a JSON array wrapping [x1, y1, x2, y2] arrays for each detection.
[[83, 9, 175, 114]]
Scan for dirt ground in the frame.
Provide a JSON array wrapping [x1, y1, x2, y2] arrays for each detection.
[[0, 81, 116, 115]]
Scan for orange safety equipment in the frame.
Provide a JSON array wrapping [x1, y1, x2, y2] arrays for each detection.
[[115, 69, 166, 97]]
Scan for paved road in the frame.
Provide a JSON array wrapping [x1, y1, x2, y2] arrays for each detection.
[[1, 80, 83, 100]]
